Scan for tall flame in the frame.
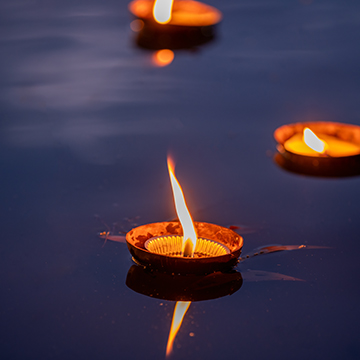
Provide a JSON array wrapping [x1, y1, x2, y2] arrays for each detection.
[[153, 0, 174, 24], [166, 301, 191, 357], [167, 157, 197, 257], [303, 127, 328, 154]]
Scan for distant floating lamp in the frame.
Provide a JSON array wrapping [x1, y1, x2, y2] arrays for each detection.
[[128, 0, 222, 50], [125, 157, 243, 274], [129, 0, 222, 27], [274, 122, 360, 177]]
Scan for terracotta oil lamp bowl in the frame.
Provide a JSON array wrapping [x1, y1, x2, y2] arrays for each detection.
[[126, 221, 243, 275], [274, 121, 360, 177]]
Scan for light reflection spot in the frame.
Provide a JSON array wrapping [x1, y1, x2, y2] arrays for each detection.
[[153, 49, 175, 67], [130, 19, 144, 32]]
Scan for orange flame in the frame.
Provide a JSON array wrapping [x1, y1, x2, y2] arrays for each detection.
[[166, 301, 191, 357], [303, 127, 328, 154], [153, 0, 174, 24], [152, 49, 174, 67], [167, 157, 197, 257]]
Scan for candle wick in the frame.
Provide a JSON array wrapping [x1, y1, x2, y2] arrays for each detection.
[[183, 238, 193, 257]]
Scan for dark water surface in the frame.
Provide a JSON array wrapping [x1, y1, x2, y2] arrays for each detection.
[[1, 1, 360, 359]]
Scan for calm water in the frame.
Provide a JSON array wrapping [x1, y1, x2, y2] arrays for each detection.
[[1, 0, 360, 359]]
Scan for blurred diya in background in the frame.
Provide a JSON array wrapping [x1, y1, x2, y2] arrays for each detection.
[[274, 122, 360, 177], [129, 0, 222, 27], [129, 0, 222, 51], [126, 157, 243, 274]]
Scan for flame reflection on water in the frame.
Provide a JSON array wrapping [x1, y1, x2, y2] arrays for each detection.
[[166, 301, 191, 357], [152, 49, 175, 67]]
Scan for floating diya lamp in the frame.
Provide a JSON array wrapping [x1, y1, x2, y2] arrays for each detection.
[[129, 0, 222, 27], [129, 0, 222, 50], [125, 157, 243, 274], [274, 122, 360, 177]]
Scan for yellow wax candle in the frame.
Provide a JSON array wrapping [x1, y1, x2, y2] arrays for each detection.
[[284, 132, 360, 157]]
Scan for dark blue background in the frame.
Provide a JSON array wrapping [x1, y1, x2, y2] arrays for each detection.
[[1, 1, 359, 359]]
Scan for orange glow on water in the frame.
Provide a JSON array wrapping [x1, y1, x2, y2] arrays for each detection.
[[167, 156, 197, 257], [303, 127, 327, 153], [153, 0, 174, 24], [166, 301, 191, 357], [152, 49, 174, 67]]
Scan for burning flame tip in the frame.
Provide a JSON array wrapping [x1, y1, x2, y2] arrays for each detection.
[[167, 156, 197, 257], [303, 127, 328, 154], [167, 155, 176, 173], [153, 0, 174, 24]]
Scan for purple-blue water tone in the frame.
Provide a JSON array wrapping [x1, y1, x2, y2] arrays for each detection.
[[1, 1, 359, 359]]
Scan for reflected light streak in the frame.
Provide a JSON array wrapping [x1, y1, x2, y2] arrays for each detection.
[[152, 49, 174, 67], [153, 0, 174, 24], [166, 301, 191, 357], [167, 156, 197, 257], [303, 127, 328, 154]]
